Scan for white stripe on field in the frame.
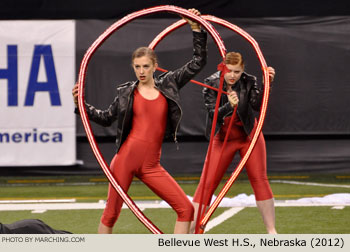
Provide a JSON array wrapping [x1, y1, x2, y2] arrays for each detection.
[[1, 193, 350, 212], [0, 199, 76, 204], [271, 180, 350, 188], [0, 201, 170, 211], [331, 206, 345, 210], [204, 207, 244, 232], [1, 201, 349, 212], [31, 209, 47, 213]]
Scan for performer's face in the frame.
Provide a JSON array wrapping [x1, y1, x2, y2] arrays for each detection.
[[133, 56, 158, 85], [224, 64, 244, 86]]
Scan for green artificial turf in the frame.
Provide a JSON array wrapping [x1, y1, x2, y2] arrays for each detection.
[[0, 174, 349, 234]]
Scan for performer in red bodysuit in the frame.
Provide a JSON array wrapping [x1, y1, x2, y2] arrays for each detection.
[[192, 52, 277, 234], [72, 9, 207, 234]]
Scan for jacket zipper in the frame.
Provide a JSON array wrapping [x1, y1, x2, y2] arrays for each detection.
[[156, 87, 182, 150]]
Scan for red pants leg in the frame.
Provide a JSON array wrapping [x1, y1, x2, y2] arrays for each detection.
[[139, 166, 194, 222], [240, 133, 273, 201], [100, 138, 147, 227], [193, 136, 238, 206], [136, 139, 193, 222]]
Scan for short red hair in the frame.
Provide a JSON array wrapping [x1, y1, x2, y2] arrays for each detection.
[[224, 52, 244, 68]]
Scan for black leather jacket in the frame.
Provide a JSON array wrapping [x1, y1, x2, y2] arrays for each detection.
[[203, 71, 263, 139], [80, 31, 207, 153]]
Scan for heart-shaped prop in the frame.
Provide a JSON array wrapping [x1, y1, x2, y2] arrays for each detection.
[[77, 5, 227, 234], [149, 15, 271, 233]]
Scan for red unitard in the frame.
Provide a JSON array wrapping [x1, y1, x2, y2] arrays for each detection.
[[193, 110, 273, 206], [101, 89, 193, 227]]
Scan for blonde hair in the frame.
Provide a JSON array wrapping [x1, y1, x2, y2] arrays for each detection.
[[132, 47, 158, 65]]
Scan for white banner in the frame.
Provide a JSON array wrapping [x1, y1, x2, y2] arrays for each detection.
[[0, 21, 76, 166], [0, 234, 349, 252]]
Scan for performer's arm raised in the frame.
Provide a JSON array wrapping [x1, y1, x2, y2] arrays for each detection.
[[168, 8, 207, 89]]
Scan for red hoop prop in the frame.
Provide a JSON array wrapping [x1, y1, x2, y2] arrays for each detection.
[[149, 15, 270, 233], [77, 6, 227, 234]]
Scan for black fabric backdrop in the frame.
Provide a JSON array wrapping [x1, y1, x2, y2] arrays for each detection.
[[76, 16, 350, 137], [1, 0, 350, 19], [0, 14, 349, 174]]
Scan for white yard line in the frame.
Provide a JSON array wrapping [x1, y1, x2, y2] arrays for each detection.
[[1, 183, 349, 231], [0, 201, 170, 211], [1, 200, 349, 212], [31, 209, 47, 213], [331, 206, 345, 210], [1, 198, 348, 230], [0, 202, 105, 211], [0, 199, 76, 204], [205, 207, 245, 232], [271, 180, 350, 188], [203, 200, 350, 232]]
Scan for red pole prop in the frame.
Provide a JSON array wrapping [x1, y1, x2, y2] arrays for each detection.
[[156, 66, 228, 95], [198, 16, 270, 233], [77, 6, 227, 234]]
